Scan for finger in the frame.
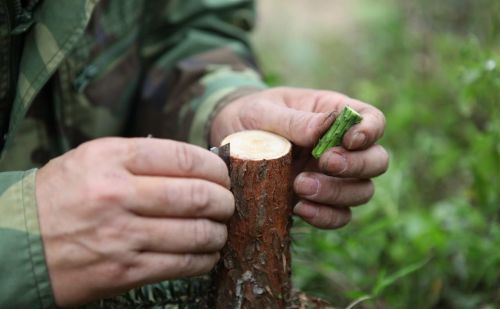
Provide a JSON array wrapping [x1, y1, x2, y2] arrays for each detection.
[[124, 138, 230, 188], [279, 89, 385, 150], [293, 201, 352, 229], [129, 176, 235, 222], [240, 99, 334, 147], [130, 218, 228, 254], [131, 252, 220, 284], [342, 100, 386, 150], [294, 173, 374, 207], [319, 145, 389, 178]]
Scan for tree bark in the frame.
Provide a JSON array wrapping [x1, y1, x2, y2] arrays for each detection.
[[213, 130, 293, 309]]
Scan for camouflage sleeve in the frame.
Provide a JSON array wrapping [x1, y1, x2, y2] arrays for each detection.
[[131, 0, 267, 147], [0, 170, 54, 308]]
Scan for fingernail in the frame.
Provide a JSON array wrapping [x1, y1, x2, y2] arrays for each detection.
[[326, 152, 347, 174], [295, 175, 319, 196], [349, 132, 367, 149], [293, 202, 318, 219]]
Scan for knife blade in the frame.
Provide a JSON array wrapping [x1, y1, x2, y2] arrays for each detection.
[[210, 143, 230, 168]]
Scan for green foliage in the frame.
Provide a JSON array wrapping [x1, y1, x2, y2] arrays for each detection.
[[90, 277, 213, 308], [255, 0, 500, 307]]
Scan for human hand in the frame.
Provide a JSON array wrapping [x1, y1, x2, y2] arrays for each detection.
[[211, 87, 388, 229], [36, 138, 234, 307]]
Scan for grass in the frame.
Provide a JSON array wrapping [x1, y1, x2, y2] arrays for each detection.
[[253, 0, 500, 307]]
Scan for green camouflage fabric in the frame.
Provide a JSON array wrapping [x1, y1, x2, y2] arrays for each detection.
[[0, 0, 267, 307]]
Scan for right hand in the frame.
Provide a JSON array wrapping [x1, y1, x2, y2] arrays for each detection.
[[36, 137, 234, 307]]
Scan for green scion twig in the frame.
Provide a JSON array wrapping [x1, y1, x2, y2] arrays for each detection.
[[311, 106, 363, 159]]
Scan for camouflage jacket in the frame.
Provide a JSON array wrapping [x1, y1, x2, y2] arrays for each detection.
[[0, 0, 266, 307]]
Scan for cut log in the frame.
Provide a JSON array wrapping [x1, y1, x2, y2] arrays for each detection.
[[213, 130, 293, 309]]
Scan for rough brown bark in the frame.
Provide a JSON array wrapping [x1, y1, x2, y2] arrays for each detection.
[[213, 130, 293, 309]]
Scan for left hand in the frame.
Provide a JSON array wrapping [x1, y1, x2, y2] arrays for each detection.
[[210, 87, 389, 229]]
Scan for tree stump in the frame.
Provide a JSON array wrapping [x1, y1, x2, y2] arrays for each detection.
[[213, 130, 293, 309]]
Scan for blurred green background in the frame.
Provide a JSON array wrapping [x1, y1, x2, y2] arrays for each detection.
[[252, 0, 499, 308]]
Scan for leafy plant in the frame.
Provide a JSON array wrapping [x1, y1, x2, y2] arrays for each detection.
[[254, 0, 500, 307]]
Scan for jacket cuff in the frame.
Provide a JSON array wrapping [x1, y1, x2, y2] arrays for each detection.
[[0, 169, 54, 308], [188, 66, 267, 148]]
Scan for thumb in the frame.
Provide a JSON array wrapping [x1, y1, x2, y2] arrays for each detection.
[[242, 101, 335, 147]]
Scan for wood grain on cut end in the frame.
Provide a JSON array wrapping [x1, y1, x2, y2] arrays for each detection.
[[221, 130, 292, 161]]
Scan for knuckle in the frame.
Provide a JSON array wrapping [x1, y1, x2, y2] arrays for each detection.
[[286, 113, 295, 137], [327, 208, 351, 229], [354, 154, 367, 176], [89, 177, 128, 206], [325, 210, 337, 228], [74, 138, 130, 166], [324, 208, 338, 228], [101, 261, 133, 285], [177, 254, 196, 271], [240, 100, 263, 129], [124, 139, 141, 166], [58, 149, 79, 173], [327, 181, 342, 203], [310, 115, 328, 142], [190, 181, 211, 213], [163, 182, 179, 206], [175, 143, 197, 174], [98, 218, 133, 244], [74, 141, 100, 161], [192, 219, 212, 249], [292, 113, 314, 143], [313, 208, 331, 229]]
